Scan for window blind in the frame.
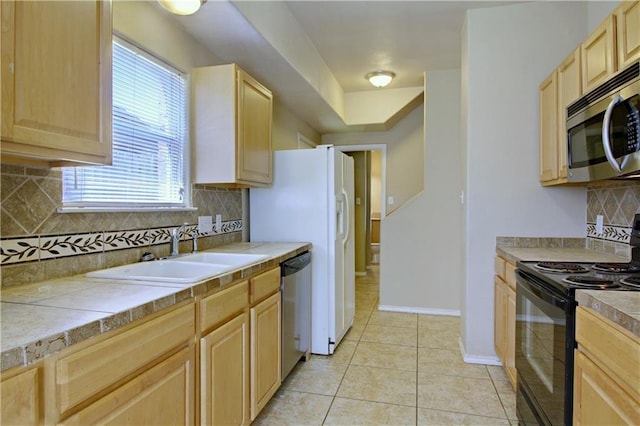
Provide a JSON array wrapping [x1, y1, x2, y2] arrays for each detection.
[[62, 37, 188, 208]]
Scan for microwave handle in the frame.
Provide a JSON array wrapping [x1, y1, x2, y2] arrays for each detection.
[[602, 94, 629, 172]]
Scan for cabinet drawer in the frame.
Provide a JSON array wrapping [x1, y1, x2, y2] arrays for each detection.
[[495, 256, 506, 279], [55, 303, 195, 415], [200, 281, 248, 332], [250, 267, 280, 304], [505, 262, 517, 291], [576, 306, 640, 401]]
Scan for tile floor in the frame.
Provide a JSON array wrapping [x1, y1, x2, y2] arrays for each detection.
[[254, 266, 517, 425]]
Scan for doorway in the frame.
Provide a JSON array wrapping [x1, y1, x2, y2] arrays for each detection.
[[337, 146, 386, 275]]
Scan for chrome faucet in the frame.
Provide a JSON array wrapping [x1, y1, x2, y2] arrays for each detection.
[[170, 223, 189, 257]]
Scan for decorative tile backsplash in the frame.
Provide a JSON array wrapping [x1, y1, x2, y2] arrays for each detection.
[[1, 165, 244, 287], [586, 181, 640, 258]]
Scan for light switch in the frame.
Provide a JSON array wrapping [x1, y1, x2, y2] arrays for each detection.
[[355, 197, 361, 205], [388, 196, 394, 205], [198, 216, 213, 234]]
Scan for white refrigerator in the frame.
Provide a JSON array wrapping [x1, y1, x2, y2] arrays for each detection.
[[249, 146, 355, 355]]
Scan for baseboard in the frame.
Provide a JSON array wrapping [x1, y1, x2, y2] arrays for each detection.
[[377, 305, 461, 317], [458, 337, 502, 366]]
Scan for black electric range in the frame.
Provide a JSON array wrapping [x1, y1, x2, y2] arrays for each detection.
[[515, 214, 640, 426]]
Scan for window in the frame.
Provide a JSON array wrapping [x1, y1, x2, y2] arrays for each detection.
[[62, 36, 189, 210]]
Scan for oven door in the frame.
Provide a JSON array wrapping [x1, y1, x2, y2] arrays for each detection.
[[515, 270, 573, 426]]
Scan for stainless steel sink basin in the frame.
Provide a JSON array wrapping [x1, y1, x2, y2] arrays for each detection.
[[86, 260, 233, 284], [166, 252, 269, 267]]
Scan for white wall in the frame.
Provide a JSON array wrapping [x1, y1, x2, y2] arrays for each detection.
[[272, 99, 321, 150], [461, 2, 590, 362], [379, 69, 463, 314], [587, 1, 619, 32], [323, 106, 424, 215]]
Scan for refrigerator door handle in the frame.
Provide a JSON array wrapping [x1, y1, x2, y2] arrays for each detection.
[[341, 189, 350, 244], [336, 196, 345, 239]]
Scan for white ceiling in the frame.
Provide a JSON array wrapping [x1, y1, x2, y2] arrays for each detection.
[[163, 0, 519, 132]]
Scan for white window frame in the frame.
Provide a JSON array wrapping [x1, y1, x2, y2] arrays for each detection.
[[60, 35, 193, 213]]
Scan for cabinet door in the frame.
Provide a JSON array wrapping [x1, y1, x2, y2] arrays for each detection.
[[59, 347, 195, 425], [539, 72, 558, 183], [201, 313, 250, 426], [493, 277, 507, 362], [505, 286, 517, 388], [1, 365, 42, 425], [581, 15, 616, 93], [573, 350, 640, 426], [556, 49, 582, 181], [0, 0, 112, 167], [250, 291, 281, 421], [236, 68, 273, 185], [616, 0, 640, 69]]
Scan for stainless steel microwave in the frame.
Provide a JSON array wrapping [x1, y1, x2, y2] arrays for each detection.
[[566, 61, 640, 182]]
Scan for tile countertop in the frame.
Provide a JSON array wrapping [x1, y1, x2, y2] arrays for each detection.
[[0, 242, 311, 372], [497, 247, 628, 265], [497, 245, 638, 338]]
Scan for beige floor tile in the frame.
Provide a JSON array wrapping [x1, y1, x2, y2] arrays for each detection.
[[417, 373, 507, 419], [418, 326, 459, 350], [281, 357, 348, 396], [418, 348, 489, 379], [361, 324, 417, 347], [368, 310, 418, 328], [493, 379, 517, 420], [337, 365, 417, 406], [418, 314, 460, 330], [342, 323, 365, 342], [252, 389, 333, 426], [417, 408, 510, 425], [325, 339, 357, 364], [325, 397, 417, 425], [487, 365, 511, 383], [352, 341, 417, 371]]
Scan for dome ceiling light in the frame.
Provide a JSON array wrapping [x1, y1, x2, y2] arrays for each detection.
[[158, 0, 206, 16], [366, 70, 395, 88]]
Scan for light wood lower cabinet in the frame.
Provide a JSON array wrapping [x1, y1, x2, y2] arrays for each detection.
[[494, 255, 517, 390], [59, 347, 195, 425], [574, 306, 640, 425], [201, 312, 250, 426], [250, 291, 282, 421], [0, 363, 43, 425]]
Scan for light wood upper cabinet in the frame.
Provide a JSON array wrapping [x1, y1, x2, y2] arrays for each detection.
[[192, 64, 273, 187], [573, 306, 640, 425], [556, 49, 582, 181], [539, 72, 558, 183], [581, 15, 617, 93], [616, 0, 640, 69], [1, 363, 43, 425], [0, 0, 112, 167]]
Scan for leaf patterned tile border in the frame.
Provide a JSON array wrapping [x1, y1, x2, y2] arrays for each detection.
[[0, 237, 40, 264], [0, 220, 243, 266], [586, 223, 631, 243]]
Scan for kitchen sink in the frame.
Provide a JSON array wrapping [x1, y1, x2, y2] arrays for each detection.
[[165, 252, 269, 267], [86, 260, 234, 284]]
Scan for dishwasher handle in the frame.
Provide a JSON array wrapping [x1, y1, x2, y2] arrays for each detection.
[[282, 251, 311, 276]]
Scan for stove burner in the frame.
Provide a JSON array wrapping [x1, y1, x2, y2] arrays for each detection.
[[620, 276, 640, 289], [562, 275, 617, 288], [535, 262, 589, 273], [592, 263, 640, 273]]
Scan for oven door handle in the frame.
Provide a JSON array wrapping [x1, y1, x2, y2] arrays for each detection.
[[516, 271, 568, 310], [602, 94, 628, 172]]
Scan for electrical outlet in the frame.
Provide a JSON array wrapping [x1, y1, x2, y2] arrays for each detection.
[[596, 215, 604, 235], [198, 216, 213, 234], [215, 214, 222, 232]]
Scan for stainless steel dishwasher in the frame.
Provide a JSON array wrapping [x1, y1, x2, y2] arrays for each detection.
[[281, 251, 311, 380]]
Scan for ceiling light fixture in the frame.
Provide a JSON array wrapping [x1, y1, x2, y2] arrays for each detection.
[[366, 70, 395, 88], [158, 0, 206, 16]]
